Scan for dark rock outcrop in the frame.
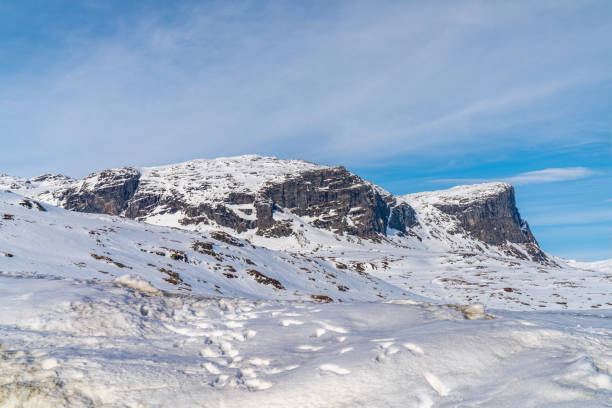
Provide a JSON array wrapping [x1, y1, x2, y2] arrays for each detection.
[[258, 167, 395, 237], [31, 174, 71, 183], [174, 166, 418, 238], [18, 198, 46, 212], [389, 202, 418, 233], [181, 203, 256, 233], [56, 168, 141, 215], [433, 185, 535, 245], [51, 165, 419, 240], [432, 184, 551, 263]]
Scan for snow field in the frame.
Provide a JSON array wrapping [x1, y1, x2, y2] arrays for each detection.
[[1, 275, 611, 407]]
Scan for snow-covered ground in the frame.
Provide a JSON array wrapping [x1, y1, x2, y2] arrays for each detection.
[[1, 274, 611, 407], [0, 190, 407, 302]]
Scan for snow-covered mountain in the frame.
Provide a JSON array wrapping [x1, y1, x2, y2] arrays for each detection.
[[5, 157, 540, 254], [1, 156, 611, 407], [2, 155, 607, 310]]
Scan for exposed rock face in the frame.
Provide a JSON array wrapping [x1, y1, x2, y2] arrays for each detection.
[[55, 168, 141, 215], [30, 174, 72, 185], [433, 184, 535, 245], [257, 167, 395, 237], [389, 202, 418, 233], [54, 163, 418, 239], [185, 166, 417, 238], [425, 183, 552, 264], [181, 203, 256, 233]]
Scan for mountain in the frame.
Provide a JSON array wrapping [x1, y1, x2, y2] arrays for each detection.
[[7, 156, 415, 239], [1, 156, 543, 256], [1, 155, 609, 310], [2, 156, 611, 407]]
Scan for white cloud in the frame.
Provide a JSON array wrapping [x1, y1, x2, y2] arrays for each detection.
[[1, 1, 612, 176], [434, 167, 595, 186], [505, 167, 595, 185]]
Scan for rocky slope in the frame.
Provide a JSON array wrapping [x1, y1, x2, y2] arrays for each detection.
[[409, 183, 536, 245], [0, 189, 405, 302]]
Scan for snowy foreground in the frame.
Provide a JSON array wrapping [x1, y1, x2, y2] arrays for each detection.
[[1, 275, 612, 407]]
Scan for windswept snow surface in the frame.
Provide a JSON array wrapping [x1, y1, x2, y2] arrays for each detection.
[[1, 276, 611, 407], [568, 258, 612, 274]]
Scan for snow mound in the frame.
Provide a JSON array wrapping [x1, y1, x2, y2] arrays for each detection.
[[568, 258, 612, 273], [458, 303, 489, 320], [114, 274, 162, 296]]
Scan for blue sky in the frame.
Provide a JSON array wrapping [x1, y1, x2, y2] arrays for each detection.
[[1, 0, 610, 261]]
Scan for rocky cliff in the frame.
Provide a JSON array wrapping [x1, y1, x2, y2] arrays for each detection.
[[432, 184, 536, 245], [57, 168, 141, 215], [405, 182, 551, 263], [43, 156, 417, 240], [255, 166, 409, 238]]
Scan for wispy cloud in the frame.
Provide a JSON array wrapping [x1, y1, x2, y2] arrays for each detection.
[[1, 1, 612, 176], [505, 167, 595, 185], [435, 167, 595, 186]]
